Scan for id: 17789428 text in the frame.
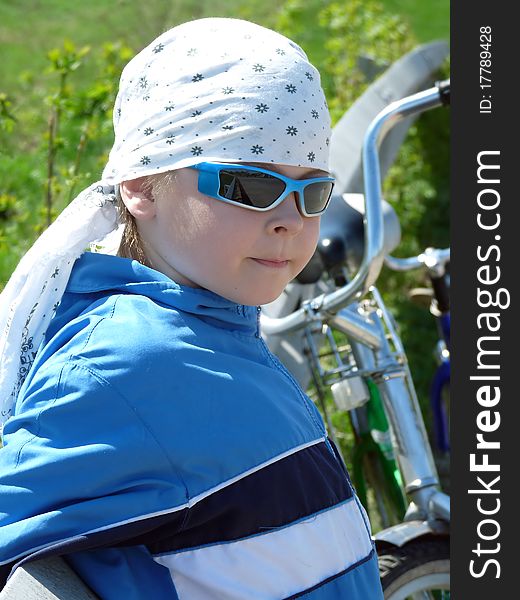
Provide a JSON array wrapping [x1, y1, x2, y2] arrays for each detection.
[[480, 26, 492, 114]]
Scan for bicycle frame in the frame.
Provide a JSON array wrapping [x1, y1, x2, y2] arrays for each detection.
[[433, 281, 450, 454], [432, 343, 450, 453], [330, 290, 449, 522]]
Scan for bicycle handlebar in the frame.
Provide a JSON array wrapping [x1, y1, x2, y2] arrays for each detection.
[[385, 248, 450, 275], [436, 79, 450, 106], [261, 80, 450, 335]]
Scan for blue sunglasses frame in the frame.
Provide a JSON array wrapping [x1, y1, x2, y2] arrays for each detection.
[[188, 162, 335, 217]]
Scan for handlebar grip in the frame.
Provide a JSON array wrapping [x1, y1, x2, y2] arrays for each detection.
[[435, 79, 450, 106]]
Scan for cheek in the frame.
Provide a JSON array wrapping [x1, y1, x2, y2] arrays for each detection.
[[290, 219, 320, 276], [301, 218, 321, 257], [172, 201, 252, 271], [206, 203, 258, 251], [159, 195, 213, 246]]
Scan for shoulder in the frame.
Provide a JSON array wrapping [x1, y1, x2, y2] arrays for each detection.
[[42, 291, 191, 367], [82, 292, 194, 364], [26, 291, 203, 409], [14, 291, 193, 414]]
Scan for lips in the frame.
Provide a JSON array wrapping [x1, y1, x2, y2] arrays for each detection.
[[251, 258, 289, 268]]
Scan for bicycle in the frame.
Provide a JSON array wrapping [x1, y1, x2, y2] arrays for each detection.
[[261, 80, 451, 598]]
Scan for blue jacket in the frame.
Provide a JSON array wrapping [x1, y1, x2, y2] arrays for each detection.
[[0, 252, 383, 599]]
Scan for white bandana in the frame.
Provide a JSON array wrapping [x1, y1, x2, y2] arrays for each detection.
[[0, 17, 332, 428]]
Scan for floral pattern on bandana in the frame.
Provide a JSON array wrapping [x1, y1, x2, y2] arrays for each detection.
[[103, 17, 332, 184]]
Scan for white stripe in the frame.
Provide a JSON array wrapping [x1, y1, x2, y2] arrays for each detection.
[[154, 499, 373, 600], [187, 437, 325, 508], [1, 438, 324, 567]]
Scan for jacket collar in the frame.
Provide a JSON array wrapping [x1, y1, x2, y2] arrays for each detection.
[[66, 252, 260, 336]]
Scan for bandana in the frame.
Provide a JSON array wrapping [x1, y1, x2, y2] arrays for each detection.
[[0, 17, 332, 428]]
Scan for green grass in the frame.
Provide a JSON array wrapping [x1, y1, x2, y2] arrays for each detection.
[[380, 0, 449, 42], [0, 0, 280, 95]]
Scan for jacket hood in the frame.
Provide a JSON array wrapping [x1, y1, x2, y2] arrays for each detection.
[[59, 252, 260, 336]]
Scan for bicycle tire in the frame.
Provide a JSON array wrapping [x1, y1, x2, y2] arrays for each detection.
[[378, 538, 450, 599]]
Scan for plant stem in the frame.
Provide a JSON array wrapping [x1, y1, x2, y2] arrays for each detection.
[[67, 123, 89, 204], [45, 110, 56, 227]]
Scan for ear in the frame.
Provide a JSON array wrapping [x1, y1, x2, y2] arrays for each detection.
[[119, 176, 157, 221]]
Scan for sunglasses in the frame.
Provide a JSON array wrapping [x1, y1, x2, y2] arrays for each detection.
[[188, 162, 335, 217]]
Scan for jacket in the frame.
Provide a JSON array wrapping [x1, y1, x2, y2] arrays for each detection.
[[0, 251, 383, 599]]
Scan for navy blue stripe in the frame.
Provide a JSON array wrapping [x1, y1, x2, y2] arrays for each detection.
[[147, 440, 352, 555], [283, 548, 377, 600], [7, 508, 188, 582], [0, 563, 14, 589]]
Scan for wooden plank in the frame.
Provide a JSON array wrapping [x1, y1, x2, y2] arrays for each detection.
[[0, 557, 99, 600]]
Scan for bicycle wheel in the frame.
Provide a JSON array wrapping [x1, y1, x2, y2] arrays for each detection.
[[378, 538, 450, 599]]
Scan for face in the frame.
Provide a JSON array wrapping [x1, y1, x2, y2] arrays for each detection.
[[131, 163, 328, 306]]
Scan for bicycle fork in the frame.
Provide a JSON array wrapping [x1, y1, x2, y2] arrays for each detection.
[[330, 292, 450, 523]]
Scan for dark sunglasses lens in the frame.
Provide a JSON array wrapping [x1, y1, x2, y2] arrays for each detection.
[[303, 181, 334, 214], [218, 170, 286, 208]]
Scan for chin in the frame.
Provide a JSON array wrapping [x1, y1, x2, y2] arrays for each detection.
[[247, 288, 285, 306], [226, 285, 283, 307]]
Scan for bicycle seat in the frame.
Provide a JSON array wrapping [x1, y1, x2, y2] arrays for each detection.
[[296, 193, 401, 283]]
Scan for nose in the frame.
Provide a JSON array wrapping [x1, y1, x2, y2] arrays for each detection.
[[265, 192, 304, 236]]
